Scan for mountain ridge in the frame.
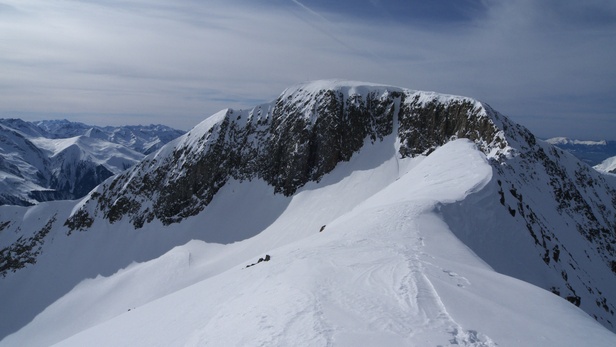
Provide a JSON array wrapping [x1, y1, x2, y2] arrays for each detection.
[[1, 80, 615, 345], [65, 80, 512, 230], [33, 119, 185, 155]]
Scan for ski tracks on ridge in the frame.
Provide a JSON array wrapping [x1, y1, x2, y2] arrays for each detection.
[[303, 201, 498, 346], [388, 203, 496, 346]]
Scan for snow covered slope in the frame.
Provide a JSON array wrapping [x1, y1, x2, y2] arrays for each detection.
[[31, 135, 143, 175], [595, 156, 616, 175], [1, 81, 615, 345], [0, 121, 54, 205]]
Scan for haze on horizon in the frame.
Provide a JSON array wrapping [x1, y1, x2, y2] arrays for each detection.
[[1, 0, 615, 140]]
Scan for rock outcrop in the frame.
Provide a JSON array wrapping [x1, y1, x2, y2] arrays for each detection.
[[68, 82, 511, 229]]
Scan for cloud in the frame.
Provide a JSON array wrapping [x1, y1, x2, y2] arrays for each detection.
[[0, 0, 614, 139]]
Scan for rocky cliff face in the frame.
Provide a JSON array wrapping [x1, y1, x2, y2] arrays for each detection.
[[67, 82, 510, 229]]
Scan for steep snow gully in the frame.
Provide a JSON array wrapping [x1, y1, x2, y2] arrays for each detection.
[[1, 81, 616, 346]]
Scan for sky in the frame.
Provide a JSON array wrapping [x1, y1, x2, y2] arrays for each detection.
[[0, 0, 615, 140]]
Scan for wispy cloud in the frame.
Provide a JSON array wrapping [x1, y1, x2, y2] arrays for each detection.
[[0, 0, 614, 139]]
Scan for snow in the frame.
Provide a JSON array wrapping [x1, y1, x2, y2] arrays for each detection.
[[31, 135, 144, 175], [2, 139, 615, 346], [595, 155, 616, 174], [546, 137, 607, 146], [33, 120, 185, 154], [0, 171, 48, 204], [280, 79, 401, 98]]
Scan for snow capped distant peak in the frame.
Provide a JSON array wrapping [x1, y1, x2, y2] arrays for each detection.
[[0, 119, 183, 206], [546, 137, 607, 146], [545, 137, 568, 145], [32, 136, 81, 157], [64, 80, 521, 233], [33, 119, 185, 154], [544, 137, 616, 166], [0, 118, 49, 138], [30, 135, 143, 173], [594, 156, 616, 174]]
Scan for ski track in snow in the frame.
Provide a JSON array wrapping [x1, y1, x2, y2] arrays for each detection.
[[334, 202, 497, 346]]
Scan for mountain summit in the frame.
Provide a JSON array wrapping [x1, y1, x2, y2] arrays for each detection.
[[66, 80, 511, 229], [1, 80, 615, 346]]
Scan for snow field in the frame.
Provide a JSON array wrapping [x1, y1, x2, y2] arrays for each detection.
[[2, 139, 616, 346]]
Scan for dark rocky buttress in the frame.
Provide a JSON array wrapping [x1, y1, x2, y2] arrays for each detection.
[[66, 86, 505, 230]]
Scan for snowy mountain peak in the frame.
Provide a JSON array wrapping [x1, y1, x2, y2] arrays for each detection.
[[34, 120, 186, 155], [56, 81, 616, 332], [1, 81, 616, 345], [595, 156, 616, 174], [66, 82, 520, 230], [0, 118, 49, 138]]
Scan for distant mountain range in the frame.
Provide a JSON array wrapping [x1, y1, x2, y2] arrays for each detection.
[[545, 137, 616, 171], [0, 119, 185, 206], [32, 119, 185, 155]]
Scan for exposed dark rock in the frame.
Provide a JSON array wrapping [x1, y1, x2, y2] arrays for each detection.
[[68, 86, 509, 230], [397, 96, 501, 157], [64, 209, 94, 233], [245, 254, 271, 268], [0, 215, 56, 277], [567, 295, 582, 307]]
